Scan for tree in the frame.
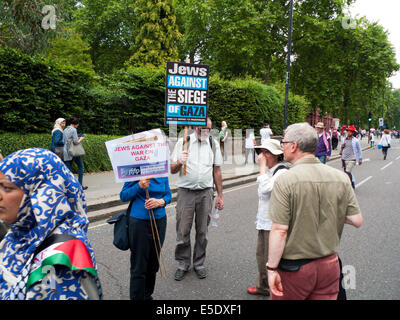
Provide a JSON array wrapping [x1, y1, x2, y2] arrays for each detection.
[[0, 0, 77, 55], [45, 28, 95, 75], [291, 16, 399, 125], [176, 0, 354, 82], [73, 0, 137, 74], [127, 0, 182, 68]]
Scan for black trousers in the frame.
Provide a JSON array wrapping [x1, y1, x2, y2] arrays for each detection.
[[128, 216, 167, 300], [337, 257, 347, 300]]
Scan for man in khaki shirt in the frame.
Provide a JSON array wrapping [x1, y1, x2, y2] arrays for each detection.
[[267, 122, 363, 300]]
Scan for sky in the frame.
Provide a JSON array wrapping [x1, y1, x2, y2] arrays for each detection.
[[349, 0, 400, 89]]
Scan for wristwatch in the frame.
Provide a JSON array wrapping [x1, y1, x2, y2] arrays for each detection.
[[266, 263, 278, 272]]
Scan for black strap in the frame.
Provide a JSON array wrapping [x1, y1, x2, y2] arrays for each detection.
[[182, 135, 216, 158], [273, 164, 287, 176], [34, 233, 76, 256]]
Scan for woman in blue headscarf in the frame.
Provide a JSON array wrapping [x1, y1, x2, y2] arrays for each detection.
[[0, 148, 102, 300]]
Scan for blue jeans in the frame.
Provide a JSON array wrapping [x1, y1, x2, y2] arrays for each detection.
[[65, 157, 84, 185], [245, 148, 255, 164]]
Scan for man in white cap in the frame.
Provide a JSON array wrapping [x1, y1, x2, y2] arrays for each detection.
[[247, 139, 288, 297]]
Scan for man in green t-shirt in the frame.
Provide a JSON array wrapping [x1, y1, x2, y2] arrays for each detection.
[[267, 122, 363, 300]]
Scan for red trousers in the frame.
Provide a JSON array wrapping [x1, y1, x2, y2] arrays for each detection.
[[272, 253, 340, 300]]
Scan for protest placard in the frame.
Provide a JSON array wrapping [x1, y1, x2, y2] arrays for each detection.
[[105, 129, 170, 183], [165, 61, 209, 126]]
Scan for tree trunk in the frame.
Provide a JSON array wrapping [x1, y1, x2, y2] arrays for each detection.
[[263, 53, 271, 85]]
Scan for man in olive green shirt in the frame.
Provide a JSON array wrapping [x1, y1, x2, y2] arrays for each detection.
[[267, 122, 363, 300]]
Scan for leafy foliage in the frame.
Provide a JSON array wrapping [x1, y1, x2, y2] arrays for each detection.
[[127, 0, 182, 68], [0, 132, 119, 172], [0, 47, 94, 133]]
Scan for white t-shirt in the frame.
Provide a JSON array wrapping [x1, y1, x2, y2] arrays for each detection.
[[260, 128, 272, 143], [245, 133, 255, 149]]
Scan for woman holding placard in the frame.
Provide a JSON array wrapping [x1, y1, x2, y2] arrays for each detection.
[[120, 175, 171, 300]]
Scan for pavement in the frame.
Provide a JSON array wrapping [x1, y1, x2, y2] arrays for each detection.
[[82, 137, 372, 222]]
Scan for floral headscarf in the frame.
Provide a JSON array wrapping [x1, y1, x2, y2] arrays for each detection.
[[0, 148, 97, 299]]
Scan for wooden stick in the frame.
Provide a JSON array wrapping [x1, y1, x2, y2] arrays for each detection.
[[183, 126, 188, 175], [145, 188, 167, 277]]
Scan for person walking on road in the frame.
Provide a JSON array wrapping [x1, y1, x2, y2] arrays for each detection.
[[247, 139, 288, 297], [340, 125, 362, 189], [314, 122, 331, 164], [266, 122, 363, 300], [170, 118, 224, 281], [260, 124, 273, 144], [245, 129, 256, 164], [219, 121, 229, 161], [63, 117, 87, 190], [370, 130, 375, 149], [0, 148, 102, 300], [50, 118, 66, 160], [120, 175, 171, 300], [379, 129, 391, 160], [331, 127, 339, 150]]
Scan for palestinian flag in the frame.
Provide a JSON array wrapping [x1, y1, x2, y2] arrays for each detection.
[[26, 239, 97, 290]]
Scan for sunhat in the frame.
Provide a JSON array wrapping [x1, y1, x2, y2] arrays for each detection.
[[315, 122, 325, 129], [255, 139, 283, 155], [347, 125, 356, 132]]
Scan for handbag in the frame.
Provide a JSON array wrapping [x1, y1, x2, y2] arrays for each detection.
[[106, 200, 133, 251], [54, 147, 64, 161], [68, 138, 86, 157]]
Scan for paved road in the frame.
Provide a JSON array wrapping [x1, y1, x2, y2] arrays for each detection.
[[88, 139, 400, 300]]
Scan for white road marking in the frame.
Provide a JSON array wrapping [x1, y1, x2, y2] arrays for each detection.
[[355, 176, 372, 189], [396, 155, 400, 161], [380, 161, 393, 171]]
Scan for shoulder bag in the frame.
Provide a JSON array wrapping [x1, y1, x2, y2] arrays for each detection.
[[54, 147, 64, 161], [106, 200, 133, 251], [68, 138, 86, 157]]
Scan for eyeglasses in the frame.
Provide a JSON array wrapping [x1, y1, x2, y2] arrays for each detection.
[[280, 140, 293, 147]]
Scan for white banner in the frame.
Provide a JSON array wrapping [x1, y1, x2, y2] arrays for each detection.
[[105, 129, 170, 183]]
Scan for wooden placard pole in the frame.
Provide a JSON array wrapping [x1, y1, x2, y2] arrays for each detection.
[[183, 126, 188, 175]]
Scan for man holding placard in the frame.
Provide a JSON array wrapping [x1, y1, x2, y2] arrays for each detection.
[[170, 118, 224, 281]]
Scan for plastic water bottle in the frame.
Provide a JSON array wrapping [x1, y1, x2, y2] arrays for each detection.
[[211, 206, 220, 227]]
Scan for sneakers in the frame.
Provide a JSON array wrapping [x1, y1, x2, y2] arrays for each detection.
[[174, 267, 207, 280], [174, 269, 187, 281], [194, 268, 207, 279], [247, 286, 270, 296]]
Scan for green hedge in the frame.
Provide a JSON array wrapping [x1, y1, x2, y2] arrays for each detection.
[[1, 47, 309, 137], [0, 47, 94, 133], [0, 133, 121, 173]]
